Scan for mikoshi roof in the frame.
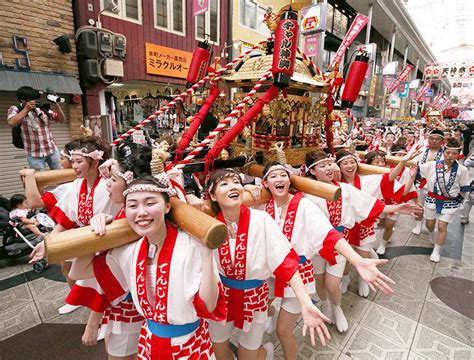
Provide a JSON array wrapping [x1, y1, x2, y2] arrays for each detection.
[[222, 54, 330, 93]]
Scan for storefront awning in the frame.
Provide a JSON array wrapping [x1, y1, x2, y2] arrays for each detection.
[[0, 70, 82, 94]]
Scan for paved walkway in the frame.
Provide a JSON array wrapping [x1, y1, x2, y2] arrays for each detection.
[[0, 214, 472, 359]]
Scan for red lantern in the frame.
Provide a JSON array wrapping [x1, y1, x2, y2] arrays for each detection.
[[186, 40, 211, 88], [341, 52, 369, 108], [272, 8, 299, 88]]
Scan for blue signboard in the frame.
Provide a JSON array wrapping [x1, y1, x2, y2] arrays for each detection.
[[425, 89, 433, 97]]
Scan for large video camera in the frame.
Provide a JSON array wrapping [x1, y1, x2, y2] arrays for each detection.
[[32, 88, 65, 116]]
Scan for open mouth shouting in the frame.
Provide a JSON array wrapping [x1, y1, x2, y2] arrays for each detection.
[[228, 189, 241, 200]]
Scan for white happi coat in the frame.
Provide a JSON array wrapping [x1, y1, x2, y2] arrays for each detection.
[[262, 195, 343, 298], [41, 182, 72, 216], [212, 208, 298, 331], [54, 177, 121, 229], [305, 182, 384, 229], [420, 160, 471, 215], [94, 228, 224, 356]]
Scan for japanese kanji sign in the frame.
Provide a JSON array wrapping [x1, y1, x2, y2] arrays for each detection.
[[193, 0, 209, 17], [330, 14, 369, 68], [145, 43, 192, 79]]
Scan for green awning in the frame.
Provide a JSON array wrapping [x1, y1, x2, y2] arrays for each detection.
[[0, 70, 82, 94]]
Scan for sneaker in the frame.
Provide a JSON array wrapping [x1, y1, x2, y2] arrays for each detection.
[[332, 305, 349, 333], [262, 342, 274, 360], [340, 274, 350, 294], [58, 304, 81, 315], [460, 218, 469, 225], [376, 241, 387, 255], [412, 221, 422, 235]]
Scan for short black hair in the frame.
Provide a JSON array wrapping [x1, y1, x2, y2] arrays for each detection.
[[10, 194, 26, 209], [16, 86, 41, 102]]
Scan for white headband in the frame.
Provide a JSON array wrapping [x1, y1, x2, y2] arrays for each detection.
[[207, 170, 243, 194], [444, 145, 462, 150], [262, 164, 292, 180], [306, 157, 334, 172], [111, 166, 134, 185], [60, 150, 71, 160], [336, 153, 359, 164], [69, 149, 104, 161], [123, 184, 177, 197]]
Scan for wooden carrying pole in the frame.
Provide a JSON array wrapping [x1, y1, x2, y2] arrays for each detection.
[[46, 197, 228, 264], [46, 187, 274, 264], [245, 164, 341, 201], [356, 150, 416, 167], [357, 163, 390, 175], [35, 169, 76, 190]]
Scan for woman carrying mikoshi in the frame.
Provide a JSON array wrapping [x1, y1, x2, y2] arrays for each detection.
[[255, 161, 395, 359], [206, 168, 332, 360], [335, 148, 420, 295], [68, 174, 227, 359], [303, 150, 422, 333]]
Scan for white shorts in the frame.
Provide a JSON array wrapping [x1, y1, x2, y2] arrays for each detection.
[[424, 207, 455, 223], [357, 234, 377, 251], [280, 297, 301, 314], [312, 254, 346, 278], [107, 332, 140, 357], [207, 321, 265, 350]]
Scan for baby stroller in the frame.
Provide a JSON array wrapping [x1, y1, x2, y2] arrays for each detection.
[[1, 208, 55, 273]]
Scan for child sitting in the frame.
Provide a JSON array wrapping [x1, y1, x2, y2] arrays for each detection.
[[9, 194, 44, 237]]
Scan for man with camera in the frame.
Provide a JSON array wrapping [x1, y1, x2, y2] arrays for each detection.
[[7, 86, 65, 170]]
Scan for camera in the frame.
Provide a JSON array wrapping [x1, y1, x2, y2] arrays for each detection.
[[35, 100, 51, 112], [45, 88, 65, 103]]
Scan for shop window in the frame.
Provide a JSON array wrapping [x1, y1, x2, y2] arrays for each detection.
[[239, 0, 270, 35], [154, 0, 185, 36], [101, 0, 142, 24], [196, 0, 219, 44]]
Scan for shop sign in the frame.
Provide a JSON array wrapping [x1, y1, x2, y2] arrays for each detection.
[[301, 4, 326, 34], [0, 35, 31, 71], [330, 14, 369, 68], [145, 43, 192, 79], [303, 34, 318, 57], [193, 0, 209, 16], [408, 88, 417, 99], [398, 82, 408, 97], [425, 89, 433, 97]]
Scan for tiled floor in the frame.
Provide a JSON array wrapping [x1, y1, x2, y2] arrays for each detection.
[[0, 213, 472, 359]]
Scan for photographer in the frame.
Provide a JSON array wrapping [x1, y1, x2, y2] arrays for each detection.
[[7, 86, 65, 170]]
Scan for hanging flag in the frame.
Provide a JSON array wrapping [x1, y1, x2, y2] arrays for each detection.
[[415, 81, 431, 102], [193, 0, 209, 17], [388, 64, 414, 94], [330, 14, 369, 68], [431, 92, 444, 109]]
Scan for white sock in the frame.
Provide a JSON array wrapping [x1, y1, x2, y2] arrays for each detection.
[[428, 231, 435, 244], [433, 244, 442, 254], [340, 274, 350, 294], [321, 299, 334, 324], [262, 342, 274, 360], [358, 278, 370, 298], [332, 304, 349, 333]]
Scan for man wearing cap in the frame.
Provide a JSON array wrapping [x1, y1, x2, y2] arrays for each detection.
[[412, 129, 445, 235]]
